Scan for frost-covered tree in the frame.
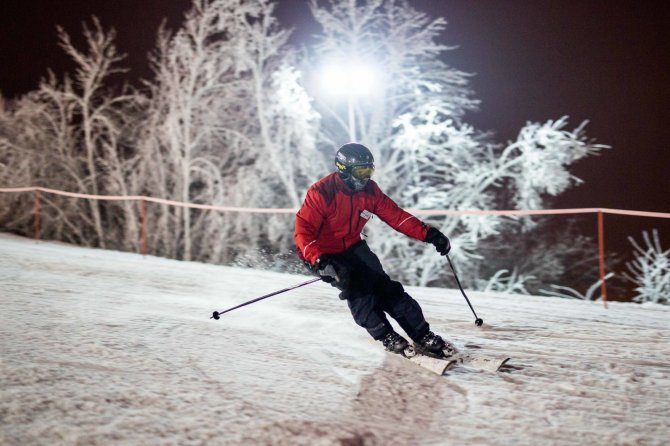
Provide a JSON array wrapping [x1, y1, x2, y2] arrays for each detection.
[[391, 116, 605, 287], [474, 217, 614, 296], [227, 4, 323, 256], [142, 0, 245, 261], [143, 0, 321, 262], [52, 18, 142, 247], [625, 230, 670, 304], [0, 94, 37, 228], [308, 0, 607, 288], [0, 87, 86, 239], [0, 18, 144, 250]]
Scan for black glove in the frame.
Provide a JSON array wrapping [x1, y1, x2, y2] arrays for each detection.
[[314, 254, 349, 286], [425, 227, 451, 256]]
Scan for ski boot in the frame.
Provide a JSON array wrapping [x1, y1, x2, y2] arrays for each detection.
[[414, 331, 457, 358], [381, 331, 409, 354]]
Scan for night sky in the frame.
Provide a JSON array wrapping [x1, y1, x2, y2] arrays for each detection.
[[1, 0, 669, 259]]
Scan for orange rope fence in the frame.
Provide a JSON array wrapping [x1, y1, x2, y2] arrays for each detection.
[[3, 186, 670, 308]]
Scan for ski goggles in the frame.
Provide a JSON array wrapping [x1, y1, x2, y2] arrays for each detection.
[[351, 164, 375, 180]]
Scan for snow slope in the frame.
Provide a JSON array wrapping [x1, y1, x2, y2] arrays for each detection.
[[1, 233, 668, 445]]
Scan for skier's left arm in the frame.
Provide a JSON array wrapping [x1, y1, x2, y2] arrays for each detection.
[[372, 184, 428, 241], [373, 184, 451, 256]]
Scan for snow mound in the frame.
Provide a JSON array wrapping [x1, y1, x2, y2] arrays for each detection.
[[1, 233, 668, 445]]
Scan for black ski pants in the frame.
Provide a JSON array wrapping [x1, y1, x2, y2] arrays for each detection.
[[330, 241, 430, 341]]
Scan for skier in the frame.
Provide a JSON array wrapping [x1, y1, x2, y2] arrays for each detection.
[[294, 143, 454, 357]]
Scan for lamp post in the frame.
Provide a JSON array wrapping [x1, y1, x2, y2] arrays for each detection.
[[347, 94, 356, 141]]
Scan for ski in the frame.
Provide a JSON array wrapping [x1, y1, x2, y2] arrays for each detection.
[[399, 346, 458, 375], [388, 344, 512, 375], [450, 353, 511, 372]]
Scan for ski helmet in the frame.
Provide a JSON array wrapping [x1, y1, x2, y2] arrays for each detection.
[[335, 143, 375, 191]]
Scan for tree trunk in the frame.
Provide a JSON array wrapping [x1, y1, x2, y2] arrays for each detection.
[[82, 101, 106, 248]]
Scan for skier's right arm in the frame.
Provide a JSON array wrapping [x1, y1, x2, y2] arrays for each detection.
[[294, 188, 327, 266]]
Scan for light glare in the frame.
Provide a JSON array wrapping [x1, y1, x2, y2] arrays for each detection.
[[319, 60, 381, 98]]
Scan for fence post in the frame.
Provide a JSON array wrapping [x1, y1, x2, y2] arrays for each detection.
[[597, 210, 608, 309], [34, 189, 41, 241], [139, 199, 148, 256]]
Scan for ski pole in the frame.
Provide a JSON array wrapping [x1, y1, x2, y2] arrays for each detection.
[[210, 277, 321, 320], [446, 255, 484, 326]]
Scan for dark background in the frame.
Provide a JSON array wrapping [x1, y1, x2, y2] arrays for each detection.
[[2, 0, 669, 288]]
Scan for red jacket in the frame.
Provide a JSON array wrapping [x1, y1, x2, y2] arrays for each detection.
[[295, 172, 430, 264]]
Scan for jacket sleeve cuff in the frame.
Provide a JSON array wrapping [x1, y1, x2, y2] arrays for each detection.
[[302, 241, 321, 265]]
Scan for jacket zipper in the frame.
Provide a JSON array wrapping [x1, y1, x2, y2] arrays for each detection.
[[348, 195, 354, 235], [343, 195, 354, 250]]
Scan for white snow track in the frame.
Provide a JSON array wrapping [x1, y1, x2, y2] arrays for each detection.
[[1, 233, 668, 445]]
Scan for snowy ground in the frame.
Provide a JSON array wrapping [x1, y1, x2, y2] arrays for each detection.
[[1, 233, 668, 445]]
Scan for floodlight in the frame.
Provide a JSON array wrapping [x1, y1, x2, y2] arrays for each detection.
[[317, 59, 382, 140]]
